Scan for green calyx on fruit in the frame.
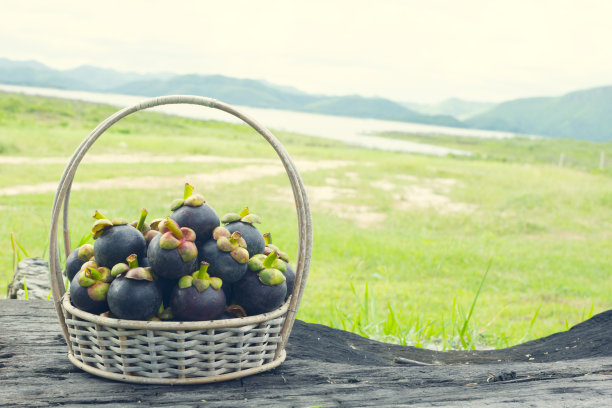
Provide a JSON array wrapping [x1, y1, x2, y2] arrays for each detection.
[[158, 217, 198, 262], [248, 251, 286, 286], [85, 265, 112, 283], [221, 206, 261, 226], [91, 210, 129, 238], [248, 252, 286, 274], [111, 262, 130, 278], [76, 244, 95, 262], [87, 281, 110, 302], [178, 262, 223, 293], [263, 232, 290, 263], [170, 183, 206, 211], [77, 265, 112, 301], [149, 218, 164, 231], [117, 254, 155, 281], [213, 227, 249, 263]]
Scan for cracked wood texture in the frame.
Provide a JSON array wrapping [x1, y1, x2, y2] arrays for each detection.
[[1, 300, 610, 407]]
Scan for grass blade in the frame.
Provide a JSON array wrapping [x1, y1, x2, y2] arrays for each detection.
[[23, 276, 28, 300], [76, 232, 93, 247], [458, 258, 492, 348], [15, 237, 30, 258], [10, 232, 21, 274]]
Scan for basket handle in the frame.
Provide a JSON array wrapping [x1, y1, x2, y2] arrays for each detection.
[[48, 95, 312, 356]]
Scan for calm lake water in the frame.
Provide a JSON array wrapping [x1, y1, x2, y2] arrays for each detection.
[[0, 84, 516, 156]]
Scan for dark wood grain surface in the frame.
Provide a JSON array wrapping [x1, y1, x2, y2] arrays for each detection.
[[1, 300, 610, 407]]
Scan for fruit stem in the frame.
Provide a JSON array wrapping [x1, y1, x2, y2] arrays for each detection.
[[184, 183, 194, 199], [126, 254, 139, 269], [263, 250, 278, 268], [164, 217, 184, 240], [136, 208, 148, 233], [263, 232, 272, 245], [239, 206, 250, 218], [195, 261, 210, 280], [93, 210, 107, 220]]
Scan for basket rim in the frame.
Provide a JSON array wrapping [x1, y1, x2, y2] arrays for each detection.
[[62, 291, 289, 330]]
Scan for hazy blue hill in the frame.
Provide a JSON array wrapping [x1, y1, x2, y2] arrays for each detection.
[[0, 58, 48, 70], [0, 59, 168, 92], [0, 58, 91, 90], [112, 75, 464, 125], [304, 95, 464, 126], [63, 65, 171, 91], [405, 98, 496, 120], [110, 74, 320, 109], [466, 86, 612, 141]]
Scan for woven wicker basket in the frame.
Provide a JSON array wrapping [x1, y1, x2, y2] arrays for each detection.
[[48, 95, 312, 384]]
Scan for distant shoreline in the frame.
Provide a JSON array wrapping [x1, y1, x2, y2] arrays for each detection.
[[0, 84, 516, 156]]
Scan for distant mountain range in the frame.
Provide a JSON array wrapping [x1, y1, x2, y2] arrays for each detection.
[[1, 57, 612, 141], [0, 58, 462, 128], [464, 86, 612, 141]]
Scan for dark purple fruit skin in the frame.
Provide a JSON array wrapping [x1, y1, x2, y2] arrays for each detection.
[[107, 275, 162, 320], [156, 276, 177, 306], [94, 225, 146, 269], [284, 262, 295, 301], [199, 240, 247, 283], [222, 282, 233, 305], [216, 311, 237, 320], [65, 246, 88, 282], [225, 222, 265, 258], [232, 271, 287, 316], [69, 273, 108, 314], [147, 234, 197, 280], [170, 285, 226, 321], [171, 204, 219, 244]]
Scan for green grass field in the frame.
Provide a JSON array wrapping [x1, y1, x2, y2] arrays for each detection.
[[1, 92, 610, 350]]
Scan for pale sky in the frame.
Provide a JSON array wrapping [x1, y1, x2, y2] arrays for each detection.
[[2, 0, 612, 103]]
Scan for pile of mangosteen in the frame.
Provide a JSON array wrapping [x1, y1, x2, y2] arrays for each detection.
[[67, 183, 295, 322]]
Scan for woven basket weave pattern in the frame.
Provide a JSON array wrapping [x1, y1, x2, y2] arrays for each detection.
[[64, 296, 286, 379]]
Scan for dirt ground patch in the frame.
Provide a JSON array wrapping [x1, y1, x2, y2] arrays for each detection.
[[0, 155, 354, 196], [0, 154, 277, 165], [270, 183, 387, 228], [377, 175, 477, 214], [271, 173, 476, 228]]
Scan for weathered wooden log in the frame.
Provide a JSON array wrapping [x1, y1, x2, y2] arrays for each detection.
[[6, 257, 51, 300], [0, 300, 610, 407]]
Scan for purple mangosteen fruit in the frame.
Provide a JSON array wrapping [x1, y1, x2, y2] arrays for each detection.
[[170, 262, 227, 321], [64, 243, 94, 282], [232, 251, 287, 316], [92, 210, 147, 269], [221, 207, 265, 258], [107, 254, 162, 320], [170, 183, 219, 244], [263, 233, 295, 301], [199, 226, 249, 284], [70, 262, 112, 314], [147, 217, 198, 280]]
